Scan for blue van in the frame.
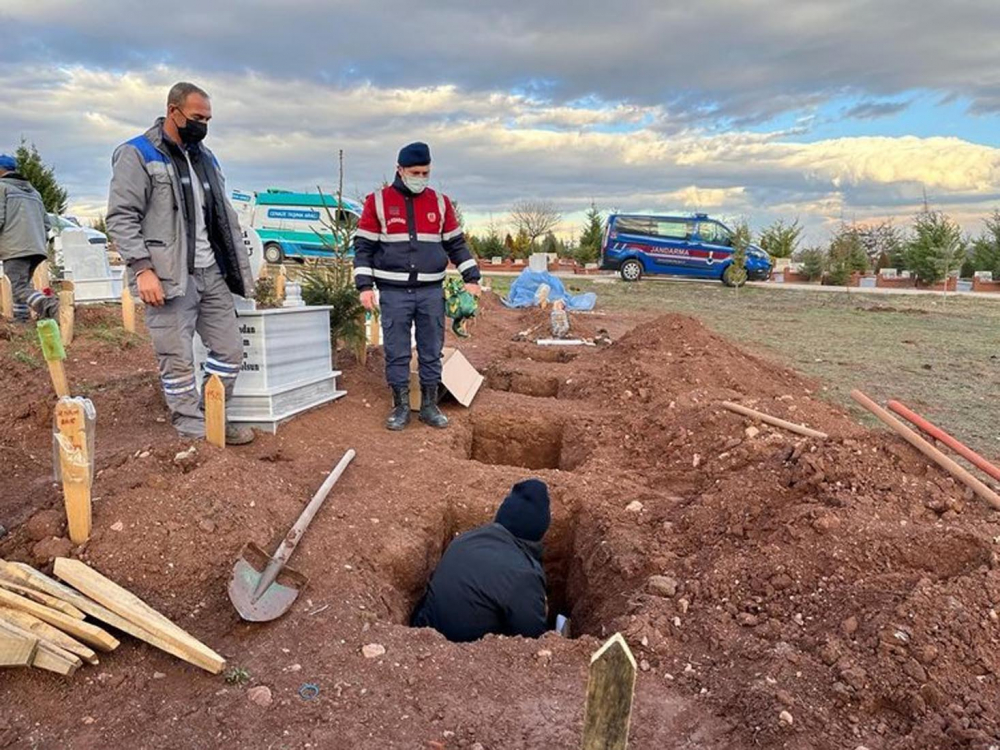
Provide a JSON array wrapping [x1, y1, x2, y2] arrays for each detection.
[[600, 212, 772, 285]]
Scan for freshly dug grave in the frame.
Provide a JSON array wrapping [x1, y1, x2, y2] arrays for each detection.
[[1, 298, 999, 749]]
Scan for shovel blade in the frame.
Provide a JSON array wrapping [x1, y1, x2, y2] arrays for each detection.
[[228, 544, 307, 622]]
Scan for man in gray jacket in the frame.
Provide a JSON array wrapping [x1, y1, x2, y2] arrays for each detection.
[[0, 154, 58, 321], [107, 82, 255, 444]]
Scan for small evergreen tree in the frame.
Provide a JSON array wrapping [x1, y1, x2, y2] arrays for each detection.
[[971, 210, 1000, 277], [798, 247, 825, 281], [91, 214, 108, 235], [511, 228, 532, 259], [541, 232, 559, 257], [576, 202, 604, 265], [15, 140, 68, 214], [758, 218, 802, 258], [724, 220, 751, 288], [904, 209, 965, 286]]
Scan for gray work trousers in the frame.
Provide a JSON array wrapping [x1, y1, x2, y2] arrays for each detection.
[[4, 256, 59, 320], [144, 264, 243, 438]]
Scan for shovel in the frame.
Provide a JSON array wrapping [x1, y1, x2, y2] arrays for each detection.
[[228, 449, 356, 621]]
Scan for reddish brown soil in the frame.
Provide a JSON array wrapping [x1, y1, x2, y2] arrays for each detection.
[[1, 297, 999, 749]]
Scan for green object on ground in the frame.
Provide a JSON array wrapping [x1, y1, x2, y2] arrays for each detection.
[[444, 277, 479, 338], [37, 319, 65, 361]]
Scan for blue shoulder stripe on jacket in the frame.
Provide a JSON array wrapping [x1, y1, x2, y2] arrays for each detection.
[[125, 135, 169, 165]]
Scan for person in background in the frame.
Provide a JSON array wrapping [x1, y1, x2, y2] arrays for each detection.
[[0, 153, 57, 322], [411, 479, 550, 642]]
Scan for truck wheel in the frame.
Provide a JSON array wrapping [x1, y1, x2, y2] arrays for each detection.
[[620, 259, 643, 282], [263, 243, 284, 264], [722, 264, 748, 287]]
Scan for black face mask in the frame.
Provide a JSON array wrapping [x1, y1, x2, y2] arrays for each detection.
[[174, 112, 208, 145]]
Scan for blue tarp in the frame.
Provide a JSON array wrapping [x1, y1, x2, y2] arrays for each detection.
[[500, 268, 597, 311]]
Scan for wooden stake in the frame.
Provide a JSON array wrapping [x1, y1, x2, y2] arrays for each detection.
[[581, 633, 637, 750], [31, 260, 50, 292], [54, 558, 226, 674], [204, 374, 226, 448], [851, 389, 1000, 511], [121, 284, 136, 333], [0, 274, 12, 319], [55, 398, 92, 544], [356, 310, 368, 365], [368, 313, 381, 347], [37, 319, 69, 397], [0, 631, 37, 667], [276, 264, 287, 302], [721, 401, 829, 440], [59, 288, 75, 347], [0, 579, 86, 619], [0, 560, 210, 670], [0, 606, 97, 665], [0, 587, 119, 651], [0, 619, 79, 676]]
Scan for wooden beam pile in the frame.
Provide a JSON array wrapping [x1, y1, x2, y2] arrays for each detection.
[[0, 558, 225, 677]]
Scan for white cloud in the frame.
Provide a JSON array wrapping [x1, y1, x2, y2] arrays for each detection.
[[2, 64, 999, 244]]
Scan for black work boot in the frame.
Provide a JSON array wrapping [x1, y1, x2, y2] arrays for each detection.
[[418, 383, 448, 429], [385, 385, 411, 431]]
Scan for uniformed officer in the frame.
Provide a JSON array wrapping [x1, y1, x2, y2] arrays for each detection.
[[353, 142, 481, 430]]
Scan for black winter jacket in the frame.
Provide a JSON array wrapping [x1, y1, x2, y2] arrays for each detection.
[[411, 523, 548, 642]]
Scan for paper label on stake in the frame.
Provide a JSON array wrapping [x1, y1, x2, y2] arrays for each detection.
[[55, 399, 91, 486]]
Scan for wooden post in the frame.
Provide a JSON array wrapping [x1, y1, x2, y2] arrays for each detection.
[[59, 284, 75, 347], [32, 261, 50, 292], [368, 312, 381, 347], [0, 631, 37, 667], [276, 264, 287, 302], [721, 401, 828, 440], [0, 274, 12, 319], [204, 374, 226, 448], [121, 284, 136, 333], [37, 319, 69, 397], [356, 310, 368, 365], [55, 398, 92, 544], [581, 633, 637, 750]]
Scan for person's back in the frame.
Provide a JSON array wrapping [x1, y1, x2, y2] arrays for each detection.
[[411, 479, 551, 643], [0, 173, 49, 261]]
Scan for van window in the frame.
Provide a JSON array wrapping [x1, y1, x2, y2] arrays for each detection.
[[698, 222, 732, 246], [614, 217, 655, 236], [653, 220, 694, 240]]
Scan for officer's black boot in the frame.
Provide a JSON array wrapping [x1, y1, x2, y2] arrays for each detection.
[[418, 383, 449, 429], [385, 385, 411, 431]]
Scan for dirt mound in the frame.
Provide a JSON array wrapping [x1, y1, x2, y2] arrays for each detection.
[[2, 302, 999, 749]]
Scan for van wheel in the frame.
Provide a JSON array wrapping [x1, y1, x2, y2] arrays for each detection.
[[620, 259, 643, 282], [722, 264, 748, 287], [263, 243, 284, 264]]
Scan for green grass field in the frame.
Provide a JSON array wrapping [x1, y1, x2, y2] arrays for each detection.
[[485, 275, 1000, 458]]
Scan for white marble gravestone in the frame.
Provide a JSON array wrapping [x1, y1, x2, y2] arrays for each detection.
[[59, 231, 117, 301]]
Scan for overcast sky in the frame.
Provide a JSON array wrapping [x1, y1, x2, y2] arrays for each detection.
[[3, 0, 1000, 241]]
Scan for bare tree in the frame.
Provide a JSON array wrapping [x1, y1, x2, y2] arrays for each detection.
[[509, 200, 562, 246]]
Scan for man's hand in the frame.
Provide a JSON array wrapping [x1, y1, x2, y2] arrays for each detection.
[[136, 269, 165, 306], [359, 289, 377, 311], [465, 283, 482, 298]]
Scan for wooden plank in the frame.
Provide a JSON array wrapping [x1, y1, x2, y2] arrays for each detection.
[[54, 559, 226, 674], [55, 398, 92, 544], [851, 389, 1000, 511], [0, 631, 37, 667], [581, 633, 637, 750], [0, 587, 118, 652], [275, 265, 286, 302], [0, 606, 97, 664], [204, 374, 226, 448], [0, 274, 12, 319], [0, 561, 215, 670], [31, 261, 50, 292], [59, 289, 75, 347], [722, 401, 829, 440], [121, 285, 136, 333], [0, 620, 79, 676], [0, 579, 85, 619]]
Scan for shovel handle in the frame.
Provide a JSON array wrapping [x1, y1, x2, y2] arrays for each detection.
[[280, 449, 356, 563], [253, 449, 356, 601]]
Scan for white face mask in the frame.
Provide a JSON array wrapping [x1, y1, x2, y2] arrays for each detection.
[[400, 173, 429, 194]]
